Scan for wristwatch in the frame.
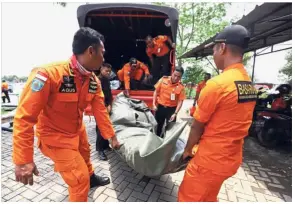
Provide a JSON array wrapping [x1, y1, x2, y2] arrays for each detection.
[[174, 112, 178, 115]]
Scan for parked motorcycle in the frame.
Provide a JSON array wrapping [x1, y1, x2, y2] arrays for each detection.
[[249, 84, 292, 148]]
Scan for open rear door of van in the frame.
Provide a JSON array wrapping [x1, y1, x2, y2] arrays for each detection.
[[77, 3, 179, 110]]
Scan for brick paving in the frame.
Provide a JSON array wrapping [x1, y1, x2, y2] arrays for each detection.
[[1, 101, 292, 202]]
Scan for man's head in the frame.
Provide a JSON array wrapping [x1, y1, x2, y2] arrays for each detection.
[[72, 27, 105, 71], [129, 58, 138, 70], [206, 25, 250, 70], [100, 63, 112, 78], [204, 73, 211, 81], [2, 80, 5, 83], [145, 35, 154, 48], [171, 67, 184, 84]]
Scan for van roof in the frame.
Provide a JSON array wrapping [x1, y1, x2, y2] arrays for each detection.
[[77, 3, 179, 41]]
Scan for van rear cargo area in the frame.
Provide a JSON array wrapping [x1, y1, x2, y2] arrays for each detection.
[[84, 7, 173, 82]]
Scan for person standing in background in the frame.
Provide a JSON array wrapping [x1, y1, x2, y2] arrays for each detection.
[[193, 73, 211, 106], [152, 67, 186, 137], [2, 80, 11, 103], [95, 63, 113, 161], [145, 35, 175, 83]]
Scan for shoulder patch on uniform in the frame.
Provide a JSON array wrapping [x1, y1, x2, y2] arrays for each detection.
[[31, 78, 45, 92], [35, 71, 48, 82], [235, 81, 257, 103]]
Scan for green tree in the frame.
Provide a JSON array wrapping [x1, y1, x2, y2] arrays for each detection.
[[182, 65, 205, 84], [279, 50, 292, 82]]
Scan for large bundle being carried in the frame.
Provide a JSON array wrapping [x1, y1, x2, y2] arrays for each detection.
[[110, 93, 189, 177]]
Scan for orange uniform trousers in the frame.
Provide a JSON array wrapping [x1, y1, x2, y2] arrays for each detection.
[[38, 126, 93, 202], [178, 162, 229, 202]]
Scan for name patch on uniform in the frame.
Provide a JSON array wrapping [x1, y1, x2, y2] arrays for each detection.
[[235, 81, 257, 103], [89, 78, 98, 94], [59, 75, 76, 93]]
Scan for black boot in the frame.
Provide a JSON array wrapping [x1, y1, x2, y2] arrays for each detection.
[[90, 174, 110, 188], [98, 150, 108, 161]]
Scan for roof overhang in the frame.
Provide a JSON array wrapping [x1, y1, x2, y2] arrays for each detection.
[[179, 3, 292, 59]]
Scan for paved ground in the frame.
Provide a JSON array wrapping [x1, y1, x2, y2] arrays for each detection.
[[1, 100, 292, 202]]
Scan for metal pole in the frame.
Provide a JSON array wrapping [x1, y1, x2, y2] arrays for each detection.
[[251, 51, 257, 82]]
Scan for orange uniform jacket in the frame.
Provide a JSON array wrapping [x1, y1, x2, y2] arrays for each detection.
[[192, 63, 257, 175], [2, 82, 8, 91], [178, 63, 257, 202], [154, 76, 186, 107], [13, 61, 115, 165], [117, 61, 150, 90], [146, 35, 171, 58]]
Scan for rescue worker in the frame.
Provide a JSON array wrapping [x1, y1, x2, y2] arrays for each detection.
[[193, 73, 211, 106], [117, 58, 150, 97], [12, 27, 120, 202], [2, 80, 11, 103], [153, 67, 186, 137], [179, 25, 256, 202], [95, 63, 113, 161], [145, 35, 175, 83]]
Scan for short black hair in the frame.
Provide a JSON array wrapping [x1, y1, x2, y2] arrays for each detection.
[[205, 72, 211, 77], [146, 35, 152, 40], [227, 44, 244, 56], [72, 27, 105, 55], [101, 63, 112, 69], [129, 58, 137, 65], [2, 80, 5, 82], [175, 66, 184, 75]]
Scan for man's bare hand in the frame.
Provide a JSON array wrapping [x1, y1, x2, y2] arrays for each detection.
[[15, 162, 39, 186], [153, 104, 158, 111], [124, 89, 130, 97], [169, 113, 177, 122], [182, 149, 194, 160], [107, 105, 112, 114], [110, 136, 121, 149]]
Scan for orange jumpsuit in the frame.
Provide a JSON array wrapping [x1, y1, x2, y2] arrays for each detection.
[[12, 58, 115, 202], [2, 82, 8, 91], [117, 61, 150, 90], [178, 63, 257, 202], [146, 35, 170, 58], [190, 80, 207, 116], [196, 80, 206, 95]]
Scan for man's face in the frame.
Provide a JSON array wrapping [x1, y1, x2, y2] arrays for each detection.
[[130, 63, 137, 71], [171, 71, 182, 84], [87, 40, 105, 71], [100, 67, 111, 78], [213, 43, 225, 70]]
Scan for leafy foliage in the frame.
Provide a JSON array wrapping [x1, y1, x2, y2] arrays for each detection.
[[55, 2, 67, 7], [279, 50, 292, 82], [2, 75, 28, 83], [182, 65, 205, 85]]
